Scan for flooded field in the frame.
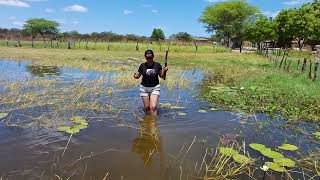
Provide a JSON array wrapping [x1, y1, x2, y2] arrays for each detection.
[[0, 60, 319, 179]]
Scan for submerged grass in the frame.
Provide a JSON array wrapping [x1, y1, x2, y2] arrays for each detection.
[[0, 46, 320, 122]]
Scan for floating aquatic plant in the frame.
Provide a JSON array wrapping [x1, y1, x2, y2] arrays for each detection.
[[265, 162, 286, 173], [210, 107, 218, 111], [273, 158, 295, 167], [198, 109, 207, 113], [0, 112, 8, 119], [249, 143, 266, 151], [278, 144, 298, 151], [177, 112, 187, 116], [57, 116, 88, 134], [312, 132, 320, 137], [232, 154, 251, 164], [219, 147, 238, 157], [159, 102, 185, 110], [261, 149, 284, 159], [57, 126, 71, 132]]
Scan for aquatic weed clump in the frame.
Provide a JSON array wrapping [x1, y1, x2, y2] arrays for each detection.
[[201, 73, 320, 122]]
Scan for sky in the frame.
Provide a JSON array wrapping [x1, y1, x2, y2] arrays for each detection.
[[0, 0, 313, 37]]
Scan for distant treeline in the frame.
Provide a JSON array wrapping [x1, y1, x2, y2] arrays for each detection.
[[0, 27, 206, 45]]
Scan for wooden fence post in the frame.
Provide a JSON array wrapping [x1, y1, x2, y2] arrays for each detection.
[[308, 60, 313, 79], [297, 59, 301, 71], [136, 42, 139, 51], [67, 40, 71, 49], [314, 63, 319, 81], [302, 58, 307, 73]]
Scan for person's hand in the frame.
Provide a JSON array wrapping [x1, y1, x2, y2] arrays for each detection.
[[163, 67, 168, 72], [134, 72, 140, 79]]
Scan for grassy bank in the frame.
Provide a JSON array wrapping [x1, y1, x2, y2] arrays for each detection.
[[0, 46, 320, 122]]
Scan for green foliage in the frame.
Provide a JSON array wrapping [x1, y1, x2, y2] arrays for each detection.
[[151, 28, 165, 41], [198, 109, 207, 113], [219, 147, 239, 156], [278, 144, 299, 151], [273, 158, 296, 167], [265, 162, 286, 172], [177, 112, 187, 116], [246, 17, 278, 43], [199, 0, 259, 41], [171, 32, 193, 42], [260, 149, 284, 159], [249, 143, 266, 151], [0, 112, 8, 119], [232, 154, 251, 164], [312, 132, 320, 137], [57, 116, 88, 134], [23, 18, 59, 39]]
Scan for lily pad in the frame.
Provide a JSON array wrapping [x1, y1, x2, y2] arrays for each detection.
[[265, 162, 286, 173], [249, 143, 267, 151], [232, 154, 251, 164], [219, 147, 238, 157], [177, 112, 187, 116], [198, 109, 207, 113], [260, 149, 284, 159], [210, 107, 218, 111], [66, 127, 80, 134], [273, 158, 295, 167], [0, 113, 8, 119], [312, 132, 320, 137], [74, 124, 88, 130], [57, 126, 71, 132], [71, 116, 86, 124], [278, 144, 298, 151]]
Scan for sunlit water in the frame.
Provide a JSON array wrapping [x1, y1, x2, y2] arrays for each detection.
[[0, 60, 319, 179]]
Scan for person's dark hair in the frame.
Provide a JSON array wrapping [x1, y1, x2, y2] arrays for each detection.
[[145, 50, 154, 57]]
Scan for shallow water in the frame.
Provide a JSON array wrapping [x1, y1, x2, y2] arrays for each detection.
[[0, 60, 319, 179]]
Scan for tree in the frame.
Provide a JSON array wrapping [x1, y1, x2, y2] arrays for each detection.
[[151, 28, 165, 41], [247, 16, 278, 49], [23, 18, 59, 48], [170, 32, 193, 42], [199, 0, 259, 51]]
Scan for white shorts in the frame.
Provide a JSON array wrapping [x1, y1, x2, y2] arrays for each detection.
[[140, 85, 160, 97]]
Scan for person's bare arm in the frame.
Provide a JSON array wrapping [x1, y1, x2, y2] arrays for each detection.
[[160, 67, 168, 79], [134, 72, 141, 79]]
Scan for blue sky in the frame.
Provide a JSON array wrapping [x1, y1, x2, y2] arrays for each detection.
[[0, 0, 312, 37]]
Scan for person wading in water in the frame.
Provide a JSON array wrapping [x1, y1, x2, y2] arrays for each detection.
[[134, 50, 168, 115]]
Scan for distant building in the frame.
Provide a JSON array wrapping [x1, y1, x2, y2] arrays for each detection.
[[192, 37, 211, 44]]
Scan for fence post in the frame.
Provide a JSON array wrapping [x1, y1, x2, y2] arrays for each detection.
[[308, 60, 313, 79], [67, 40, 71, 49], [136, 42, 139, 51], [297, 59, 300, 71], [302, 58, 307, 73], [314, 63, 319, 81]]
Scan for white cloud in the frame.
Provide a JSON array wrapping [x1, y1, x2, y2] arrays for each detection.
[[123, 9, 133, 15], [0, 0, 30, 7], [45, 8, 54, 13], [151, 9, 159, 14], [64, 4, 88, 13], [12, 20, 25, 27], [262, 11, 279, 18], [282, 0, 312, 6]]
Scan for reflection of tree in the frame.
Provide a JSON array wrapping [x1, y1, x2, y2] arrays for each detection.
[[26, 65, 60, 77], [131, 115, 164, 168]]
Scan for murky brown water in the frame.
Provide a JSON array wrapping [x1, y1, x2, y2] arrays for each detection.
[[0, 60, 319, 179]]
